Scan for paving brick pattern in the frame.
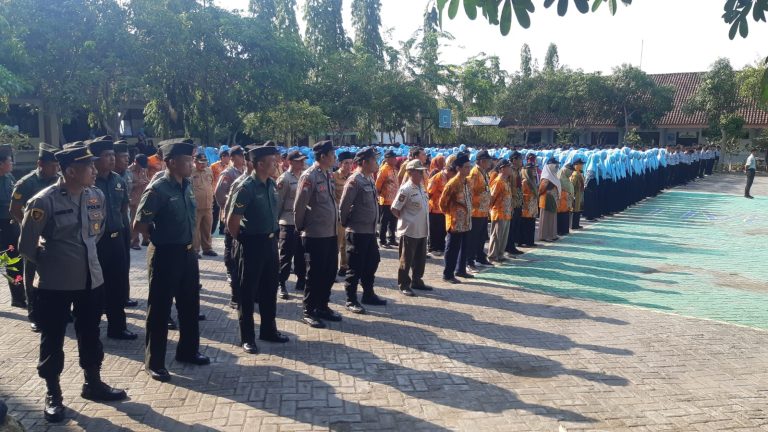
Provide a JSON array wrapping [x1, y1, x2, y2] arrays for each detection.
[[0, 174, 767, 431]]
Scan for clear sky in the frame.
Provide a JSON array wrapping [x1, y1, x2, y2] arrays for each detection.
[[216, 0, 768, 74]]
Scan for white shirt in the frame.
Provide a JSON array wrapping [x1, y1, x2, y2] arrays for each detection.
[[392, 179, 429, 239], [746, 154, 756, 170]]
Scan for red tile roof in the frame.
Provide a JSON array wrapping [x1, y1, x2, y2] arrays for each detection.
[[500, 72, 768, 129]]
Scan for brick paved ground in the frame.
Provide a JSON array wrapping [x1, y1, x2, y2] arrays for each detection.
[[1, 173, 767, 431]]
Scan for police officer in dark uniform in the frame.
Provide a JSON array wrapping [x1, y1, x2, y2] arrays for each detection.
[[0, 144, 24, 309], [133, 139, 210, 382], [338, 147, 387, 314], [10, 143, 59, 332], [87, 136, 136, 340], [293, 141, 342, 328], [227, 145, 290, 354], [18, 145, 127, 423]]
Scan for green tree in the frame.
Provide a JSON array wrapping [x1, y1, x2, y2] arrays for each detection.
[[737, 59, 768, 108], [520, 43, 534, 78], [304, 0, 350, 58], [275, 0, 301, 37], [543, 42, 559, 71], [243, 100, 329, 145], [351, 0, 384, 59], [250, 0, 276, 22], [600, 64, 674, 140], [684, 58, 742, 153]]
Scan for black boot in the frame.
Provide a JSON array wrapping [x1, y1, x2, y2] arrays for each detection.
[[44, 378, 65, 423], [81, 368, 127, 402]]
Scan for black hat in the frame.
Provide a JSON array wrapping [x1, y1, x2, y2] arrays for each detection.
[[509, 151, 522, 161], [354, 146, 378, 162], [113, 140, 129, 154], [338, 151, 354, 162], [248, 144, 279, 162], [85, 135, 114, 156], [312, 140, 335, 156], [496, 159, 511, 169], [546, 157, 559, 165], [287, 150, 307, 161], [158, 138, 195, 160], [263, 140, 276, 147], [383, 150, 397, 159], [135, 154, 148, 168], [572, 158, 584, 166], [38, 143, 58, 162], [63, 141, 85, 149], [0, 144, 12, 160], [476, 150, 492, 160], [453, 153, 470, 168], [55, 146, 97, 169], [228, 145, 245, 157]]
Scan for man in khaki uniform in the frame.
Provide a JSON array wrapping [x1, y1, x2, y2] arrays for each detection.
[[191, 153, 216, 257], [333, 151, 354, 276]]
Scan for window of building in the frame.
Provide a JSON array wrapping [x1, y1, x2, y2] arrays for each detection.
[[0, 104, 40, 137], [119, 109, 146, 138], [526, 131, 542, 144]]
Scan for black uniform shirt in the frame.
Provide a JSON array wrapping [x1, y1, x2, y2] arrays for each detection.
[[135, 172, 196, 245]]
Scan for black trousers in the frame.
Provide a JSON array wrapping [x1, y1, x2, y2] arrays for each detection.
[[746, 168, 756, 196], [224, 233, 239, 303], [37, 285, 104, 379], [583, 182, 598, 220], [24, 258, 36, 323], [428, 213, 446, 252], [468, 217, 488, 264], [344, 232, 379, 302], [97, 232, 128, 334], [145, 244, 200, 369], [211, 201, 220, 235], [278, 224, 306, 286], [0, 219, 24, 304], [378, 205, 397, 244], [122, 225, 132, 300], [518, 217, 536, 246], [505, 208, 522, 253], [302, 236, 338, 314], [556, 212, 571, 236], [572, 211, 582, 229], [236, 234, 279, 343], [443, 230, 469, 278]]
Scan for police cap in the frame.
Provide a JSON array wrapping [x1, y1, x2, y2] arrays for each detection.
[[228, 145, 244, 157], [453, 153, 470, 168], [55, 146, 97, 169], [113, 140, 129, 154], [158, 138, 195, 160], [312, 140, 335, 156], [509, 151, 522, 161], [476, 150, 492, 160], [248, 144, 279, 162], [85, 135, 114, 156], [287, 150, 307, 161], [354, 146, 378, 162], [383, 150, 397, 159], [38, 143, 58, 162]]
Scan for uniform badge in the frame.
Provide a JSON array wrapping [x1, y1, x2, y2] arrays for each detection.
[[398, 195, 406, 202], [12, 192, 21, 200], [30, 208, 44, 221], [94, 223, 100, 231], [116, 183, 122, 190]]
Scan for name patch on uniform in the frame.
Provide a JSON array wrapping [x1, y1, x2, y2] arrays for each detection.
[[30, 208, 44, 221]]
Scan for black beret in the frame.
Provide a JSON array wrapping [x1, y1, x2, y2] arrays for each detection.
[[312, 140, 335, 155], [337, 151, 354, 162], [159, 138, 195, 159], [0, 144, 12, 160], [509, 151, 522, 161], [354, 146, 378, 162], [546, 157, 559, 165], [248, 145, 279, 162], [55, 146, 97, 168], [38, 143, 58, 162], [476, 150, 492, 160], [287, 150, 307, 161], [383, 150, 397, 158], [113, 141, 129, 154], [228, 145, 244, 157], [85, 135, 114, 156], [453, 153, 470, 168]]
